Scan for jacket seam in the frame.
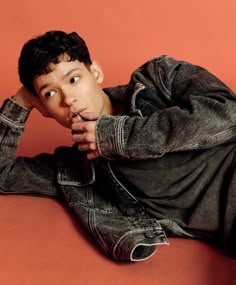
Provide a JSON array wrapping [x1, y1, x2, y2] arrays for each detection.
[[114, 116, 128, 157], [0, 114, 25, 129], [158, 68, 172, 97], [175, 125, 236, 151]]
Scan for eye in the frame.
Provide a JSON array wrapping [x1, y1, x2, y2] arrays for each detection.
[[45, 90, 56, 98], [70, 76, 80, 84]]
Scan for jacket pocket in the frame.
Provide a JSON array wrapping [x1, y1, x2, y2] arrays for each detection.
[[55, 145, 95, 186]]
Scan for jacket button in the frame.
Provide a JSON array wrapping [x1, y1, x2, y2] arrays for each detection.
[[144, 230, 155, 238], [126, 208, 135, 216]]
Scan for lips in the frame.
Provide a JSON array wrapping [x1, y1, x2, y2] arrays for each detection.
[[71, 112, 82, 122], [70, 108, 87, 120], [71, 112, 79, 118], [70, 111, 81, 121]]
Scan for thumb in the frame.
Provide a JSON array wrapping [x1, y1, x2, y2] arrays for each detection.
[[79, 112, 98, 122]]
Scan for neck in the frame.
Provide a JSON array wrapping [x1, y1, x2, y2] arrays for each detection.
[[103, 91, 116, 115], [103, 91, 125, 116]]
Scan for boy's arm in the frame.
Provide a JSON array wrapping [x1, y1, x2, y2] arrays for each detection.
[[0, 97, 31, 160], [0, 89, 58, 197], [96, 56, 236, 160], [0, 86, 50, 160]]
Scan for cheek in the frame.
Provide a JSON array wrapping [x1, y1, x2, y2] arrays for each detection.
[[46, 107, 62, 119], [41, 97, 59, 113], [42, 101, 69, 126], [41, 103, 54, 116], [39, 104, 61, 123], [82, 79, 99, 96], [87, 85, 103, 105], [48, 109, 70, 128]]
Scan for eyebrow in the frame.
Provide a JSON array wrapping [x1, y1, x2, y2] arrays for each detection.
[[38, 68, 82, 93]]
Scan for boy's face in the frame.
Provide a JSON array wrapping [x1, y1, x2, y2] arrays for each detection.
[[33, 56, 112, 128]]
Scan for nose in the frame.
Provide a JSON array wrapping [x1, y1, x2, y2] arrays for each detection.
[[62, 88, 77, 106]]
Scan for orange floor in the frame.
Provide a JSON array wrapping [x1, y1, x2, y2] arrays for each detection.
[[0, 195, 235, 285]]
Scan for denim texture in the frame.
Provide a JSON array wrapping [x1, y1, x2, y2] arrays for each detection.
[[0, 99, 168, 262], [98, 55, 236, 158], [1, 55, 236, 260]]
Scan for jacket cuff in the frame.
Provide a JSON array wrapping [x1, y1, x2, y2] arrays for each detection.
[[112, 222, 169, 261], [0, 98, 31, 128], [96, 115, 128, 159]]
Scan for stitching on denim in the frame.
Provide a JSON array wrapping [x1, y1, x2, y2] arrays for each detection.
[[115, 116, 128, 157], [158, 68, 172, 97], [130, 83, 146, 115], [0, 124, 7, 145], [0, 114, 25, 129], [175, 125, 236, 151], [113, 226, 168, 260], [89, 209, 111, 254]]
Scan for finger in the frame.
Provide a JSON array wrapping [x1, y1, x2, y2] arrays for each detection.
[[87, 150, 100, 160], [72, 132, 96, 143], [79, 112, 98, 121], [71, 122, 87, 132], [72, 121, 96, 132], [78, 142, 97, 151], [71, 129, 84, 135]]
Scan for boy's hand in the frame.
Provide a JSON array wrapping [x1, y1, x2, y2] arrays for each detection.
[[13, 86, 50, 117], [71, 115, 100, 160]]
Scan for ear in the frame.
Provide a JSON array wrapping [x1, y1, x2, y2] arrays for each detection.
[[90, 60, 104, 84]]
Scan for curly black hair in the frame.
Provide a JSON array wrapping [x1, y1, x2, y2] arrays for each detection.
[[18, 30, 92, 95]]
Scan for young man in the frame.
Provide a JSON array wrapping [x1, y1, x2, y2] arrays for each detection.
[[0, 30, 236, 261]]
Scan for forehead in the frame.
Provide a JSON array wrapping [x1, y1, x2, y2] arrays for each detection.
[[33, 60, 89, 90]]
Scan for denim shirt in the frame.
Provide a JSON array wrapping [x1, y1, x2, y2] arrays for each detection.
[[1, 55, 236, 261]]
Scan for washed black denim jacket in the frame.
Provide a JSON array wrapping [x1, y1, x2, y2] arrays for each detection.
[[1, 55, 236, 261]]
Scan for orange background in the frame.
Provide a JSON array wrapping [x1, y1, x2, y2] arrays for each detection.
[[0, 0, 235, 156]]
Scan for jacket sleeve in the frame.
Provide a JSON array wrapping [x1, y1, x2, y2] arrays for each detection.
[[0, 98, 58, 197], [96, 55, 236, 159]]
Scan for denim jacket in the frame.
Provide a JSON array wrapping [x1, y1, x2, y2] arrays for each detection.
[[97, 55, 236, 159], [0, 55, 236, 261]]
